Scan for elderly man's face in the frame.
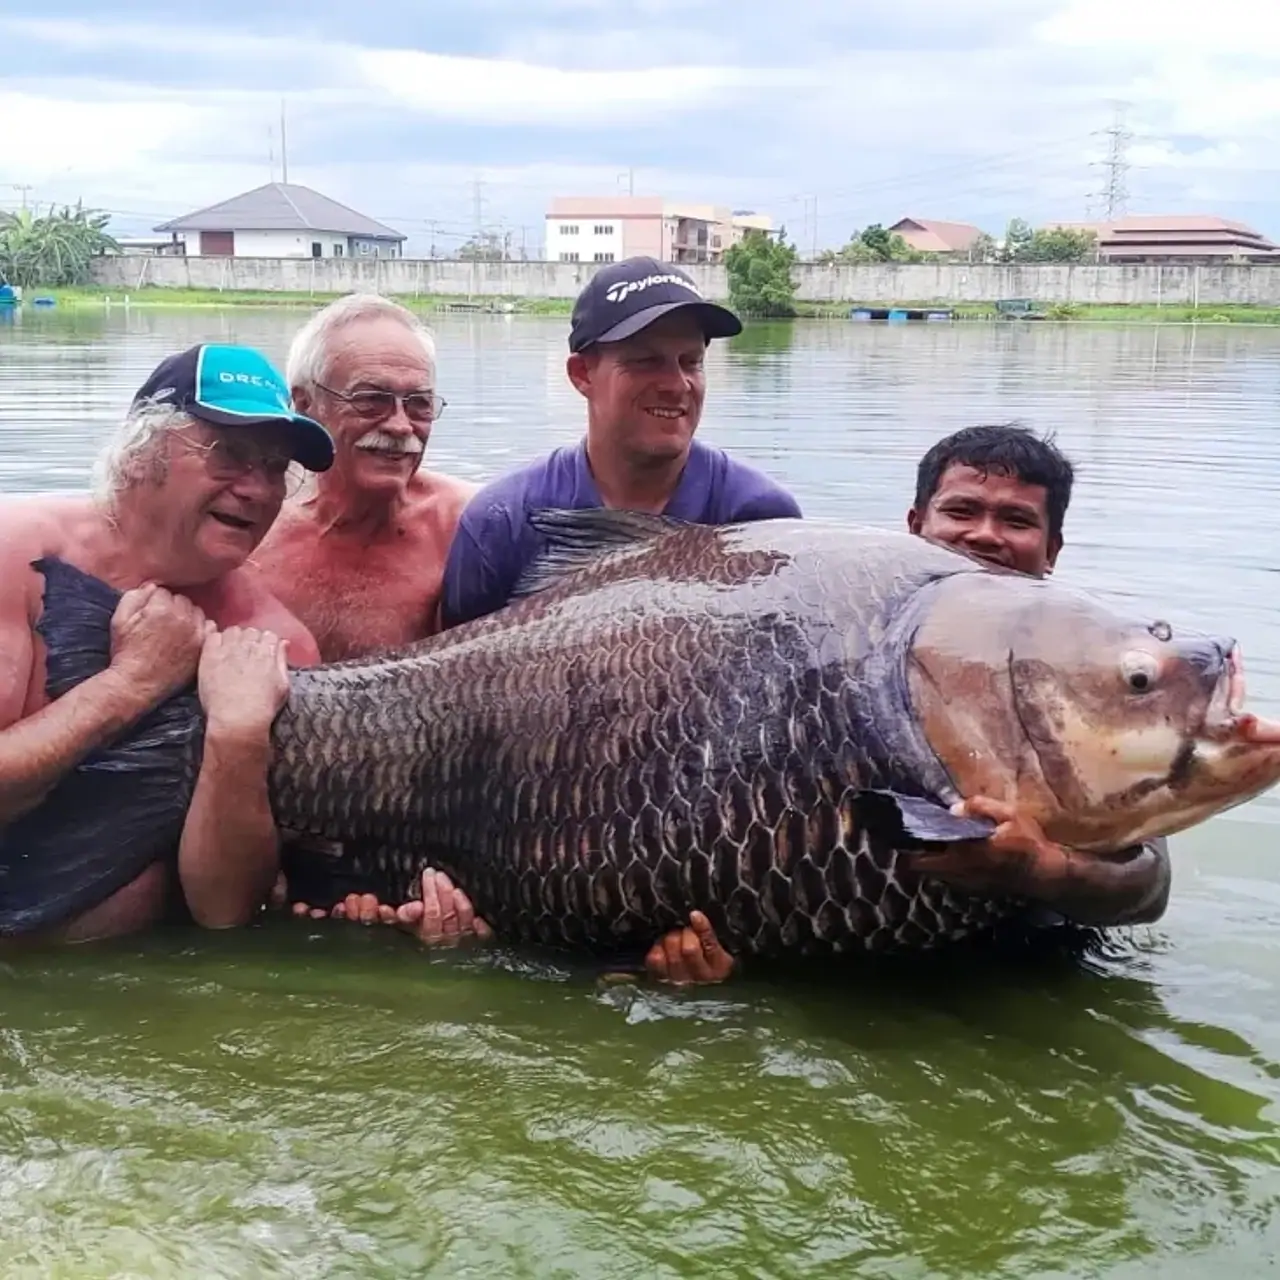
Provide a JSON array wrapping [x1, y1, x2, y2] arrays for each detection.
[[146, 420, 293, 581], [294, 317, 438, 497]]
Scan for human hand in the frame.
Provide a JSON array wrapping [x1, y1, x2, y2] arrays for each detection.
[[294, 868, 495, 945], [108, 583, 208, 707], [198, 626, 290, 740], [644, 911, 736, 985], [910, 795, 1068, 897]]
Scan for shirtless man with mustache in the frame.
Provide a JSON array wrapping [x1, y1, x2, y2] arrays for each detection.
[[250, 293, 477, 662]]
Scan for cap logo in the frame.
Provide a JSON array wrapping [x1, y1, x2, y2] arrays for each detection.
[[218, 370, 281, 394], [604, 272, 702, 305]]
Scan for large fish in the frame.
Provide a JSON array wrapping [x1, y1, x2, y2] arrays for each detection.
[[5, 512, 1279, 955]]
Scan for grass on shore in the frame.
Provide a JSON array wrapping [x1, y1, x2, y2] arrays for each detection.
[[23, 287, 1280, 325]]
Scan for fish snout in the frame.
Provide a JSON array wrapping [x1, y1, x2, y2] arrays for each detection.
[[1172, 635, 1248, 732]]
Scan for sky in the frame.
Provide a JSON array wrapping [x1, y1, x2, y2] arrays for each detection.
[[2, 0, 1278, 256]]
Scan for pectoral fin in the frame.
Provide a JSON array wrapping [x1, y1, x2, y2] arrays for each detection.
[[862, 790, 998, 844]]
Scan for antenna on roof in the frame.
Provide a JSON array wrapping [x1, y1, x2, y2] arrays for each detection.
[[267, 123, 275, 183], [280, 99, 289, 185]]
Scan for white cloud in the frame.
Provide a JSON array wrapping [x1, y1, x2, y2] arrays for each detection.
[[1, 3, 1277, 244], [0, 91, 199, 183], [354, 49, 786, 124], [1035, 0, 1280, 54]]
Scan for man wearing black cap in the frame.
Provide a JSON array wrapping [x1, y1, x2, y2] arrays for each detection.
[[439, 256, 802, 629], [0, 342, 333, 945]]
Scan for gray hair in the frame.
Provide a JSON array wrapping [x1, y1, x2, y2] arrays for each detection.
[[285, 292, 437, 395], [90, 399, 188, 505]]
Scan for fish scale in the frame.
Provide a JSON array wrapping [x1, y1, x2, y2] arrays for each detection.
[[17, 523, 1278, 946], [269, 519, 1019, 955]]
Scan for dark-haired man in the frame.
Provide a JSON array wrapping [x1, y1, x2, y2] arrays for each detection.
[[904, 422, 1171, 926], [908, 421, 1073, 578]]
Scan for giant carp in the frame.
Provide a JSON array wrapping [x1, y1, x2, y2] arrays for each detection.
[[5, 512, 1280, 954]]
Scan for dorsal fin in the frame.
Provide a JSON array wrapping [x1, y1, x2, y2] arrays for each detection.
[[511, 508, 688, 600]]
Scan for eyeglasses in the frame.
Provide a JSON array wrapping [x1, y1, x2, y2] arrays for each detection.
[[174, 432, 296, 487], [316, 382, 446, 424]]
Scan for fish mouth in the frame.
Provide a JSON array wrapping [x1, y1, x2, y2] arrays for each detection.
[[1202, 645, 1280, 744]]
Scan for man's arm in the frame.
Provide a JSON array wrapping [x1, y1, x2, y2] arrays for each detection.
[[0, 577, 206, 825], [439, 510, 512, 629], [727, 477, 803, 523], [177, 625, 293, 929], [912, 797, 1173, 928]]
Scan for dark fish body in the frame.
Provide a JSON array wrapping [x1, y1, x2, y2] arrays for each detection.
[[271, 516, 1015, 956], [9, 514, 1279, 952]]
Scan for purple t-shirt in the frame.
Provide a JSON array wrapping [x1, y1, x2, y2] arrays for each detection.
[[441, 438, 802, 627]]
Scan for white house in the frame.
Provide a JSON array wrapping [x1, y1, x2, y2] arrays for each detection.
[[154, 183, 406, 260]]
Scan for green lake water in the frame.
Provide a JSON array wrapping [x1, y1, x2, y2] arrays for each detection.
[[1, 305, 1278, 1277]]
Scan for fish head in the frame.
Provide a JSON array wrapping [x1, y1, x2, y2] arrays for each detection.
[[905, 573, 1280, 851]]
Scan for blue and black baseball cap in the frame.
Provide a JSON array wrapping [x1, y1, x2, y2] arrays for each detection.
[[131, 343, 334, 472], [568, 256, 743, 353]]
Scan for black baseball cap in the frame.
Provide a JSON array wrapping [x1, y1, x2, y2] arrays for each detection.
[[568, 256, 743, 353], [130, 343, 335, 472]]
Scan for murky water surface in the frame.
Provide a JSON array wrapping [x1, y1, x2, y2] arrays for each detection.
[[1, 306, 1278, 1277]]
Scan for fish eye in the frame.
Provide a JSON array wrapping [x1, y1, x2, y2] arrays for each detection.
[[1121, 650, 1160, 694]]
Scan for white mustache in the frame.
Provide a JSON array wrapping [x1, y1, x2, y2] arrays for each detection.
[[354, 429, 425, 455]]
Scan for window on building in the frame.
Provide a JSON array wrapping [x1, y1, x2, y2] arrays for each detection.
[[358, 242, 371, 255], [559, 251, 580, 262], [593, 252, 614, 263], [561, 224, 580, 235], [310, 242, 322, 258], [593, 224, 614, 236], [334, 244, 344, 257], [712, 235, 722, 249]]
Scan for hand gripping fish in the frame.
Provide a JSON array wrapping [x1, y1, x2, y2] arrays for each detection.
[[4, 512, 1279, 955]]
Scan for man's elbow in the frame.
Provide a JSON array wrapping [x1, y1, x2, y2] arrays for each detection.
[[188, 894, 260, 930]]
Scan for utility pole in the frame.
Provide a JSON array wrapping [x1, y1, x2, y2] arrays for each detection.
[[280, 99, 289, 185], [10, 184, 32, 211], [801, 196, 818, 258], [1091, 101, 1132, 219], [472, 176, 485, 245]]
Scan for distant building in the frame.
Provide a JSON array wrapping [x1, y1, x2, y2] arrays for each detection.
[[888, 217, 986, 258], [154, 183, 406, 260], [107, 236, 186, 257], [544, 197, 775, 266], [1047, 215, 1280, 264]]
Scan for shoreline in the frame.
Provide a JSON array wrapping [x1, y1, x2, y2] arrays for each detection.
[[22, 287, 1280, 326]]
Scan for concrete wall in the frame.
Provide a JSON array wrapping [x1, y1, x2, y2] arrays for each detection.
[[90, 254, 1280, 306]]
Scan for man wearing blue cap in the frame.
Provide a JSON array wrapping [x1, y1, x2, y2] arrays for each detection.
[[0, 342, 334, 944], [440, 256, 802, 629]]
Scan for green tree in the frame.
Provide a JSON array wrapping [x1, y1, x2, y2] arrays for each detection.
[[724, 227, 798, 318], [822, 225, 932, 264], [1001, 217, 1034, 262], [457, 233, 506, 262], [0, 202, 118, 288], [969, 231, 998, 263], [1022, 227, 1098, 262]]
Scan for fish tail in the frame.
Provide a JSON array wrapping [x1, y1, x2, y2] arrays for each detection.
[[0, 557, 204, 936]]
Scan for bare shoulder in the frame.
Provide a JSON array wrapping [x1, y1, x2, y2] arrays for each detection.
[[412, 470, 480, 522], [209, 564, 322, 668], [0, 495, 91, 605]]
